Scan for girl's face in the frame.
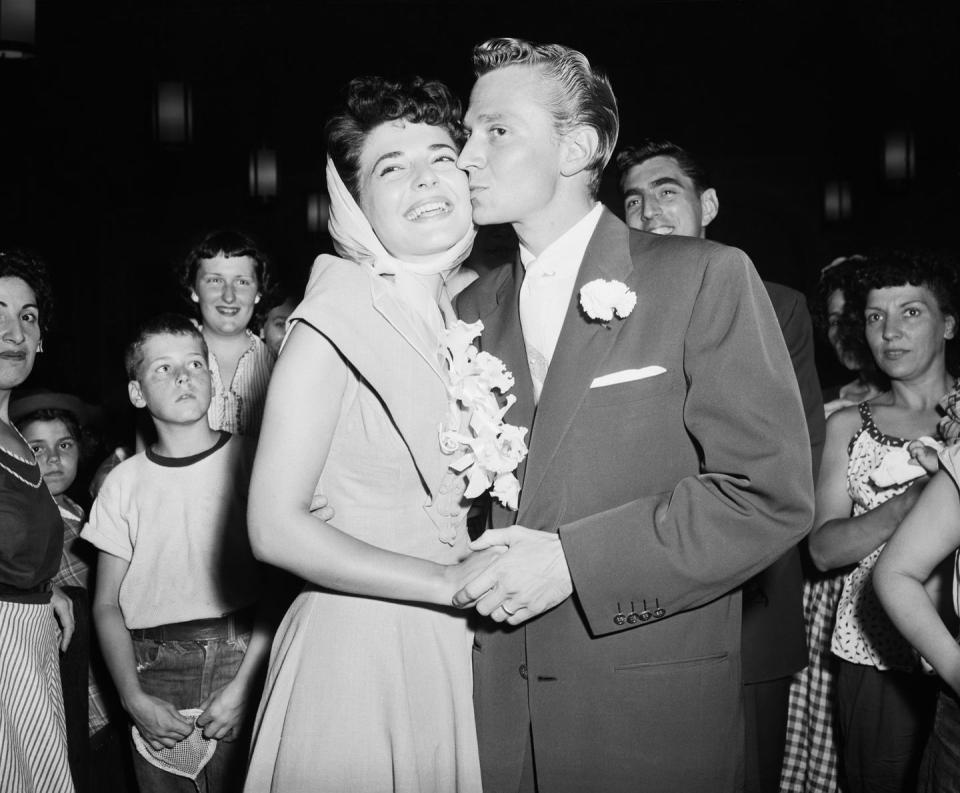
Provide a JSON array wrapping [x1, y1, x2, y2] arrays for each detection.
[[22, 418, 79, 498], [863, 283, 956, 381], [260, 297, 295, 357], [358, 121, 472, 262], [0, 276, 41, 393], [192, 254, 260, 337]]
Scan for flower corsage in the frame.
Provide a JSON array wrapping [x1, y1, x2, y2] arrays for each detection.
[[438, 320, 528, 510], [579, 278, 637, 323]]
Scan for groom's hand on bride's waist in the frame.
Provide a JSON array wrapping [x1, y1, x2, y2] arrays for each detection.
[[453, 527, 573, 625]]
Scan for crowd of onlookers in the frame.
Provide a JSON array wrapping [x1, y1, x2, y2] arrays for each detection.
[[613, 141, 960, 793], [4, 144, 960, 793], [1, 236, 293, 793]]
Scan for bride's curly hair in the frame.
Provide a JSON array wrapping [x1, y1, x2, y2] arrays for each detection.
[[325, 76, 465, 203]]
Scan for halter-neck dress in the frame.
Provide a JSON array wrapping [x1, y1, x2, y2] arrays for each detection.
[[244, 257, 481, 793]]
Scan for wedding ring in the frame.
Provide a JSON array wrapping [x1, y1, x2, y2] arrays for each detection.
[[500, 604, 516, 617]]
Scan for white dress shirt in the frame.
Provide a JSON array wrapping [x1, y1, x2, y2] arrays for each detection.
[[519, 203, 604, 402]]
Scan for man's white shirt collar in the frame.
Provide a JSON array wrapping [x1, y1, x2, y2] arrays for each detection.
[[519, 202, 604, 274]]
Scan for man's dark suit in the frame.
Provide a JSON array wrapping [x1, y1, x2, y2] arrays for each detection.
[[742, 282, 825, 792], [457, 210, 814, 793]]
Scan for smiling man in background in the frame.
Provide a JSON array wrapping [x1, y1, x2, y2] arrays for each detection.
[[617, 139, 825, 793]]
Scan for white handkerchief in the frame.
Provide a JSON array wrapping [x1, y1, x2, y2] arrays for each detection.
[[590, 366, 666, 389], [869, 436, 942, 488]]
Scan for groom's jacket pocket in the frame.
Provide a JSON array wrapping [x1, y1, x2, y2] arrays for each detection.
[[614, 651, 728, 674], [582, 369, 683, 409]]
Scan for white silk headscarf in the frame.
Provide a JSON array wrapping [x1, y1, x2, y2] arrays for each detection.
[[323, 156, 476, 338]]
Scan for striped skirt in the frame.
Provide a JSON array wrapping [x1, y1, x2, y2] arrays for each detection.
[[0, 599, 75, 793]]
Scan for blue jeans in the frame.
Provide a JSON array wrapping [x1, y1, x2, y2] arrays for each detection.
[[130, 633, 250, 793]]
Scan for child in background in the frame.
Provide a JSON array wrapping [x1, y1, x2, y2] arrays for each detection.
[[876, 383, 960, 790], [258, 293, 296, 358], [12, 393, 128, 792], [82, 314, 268, 792]]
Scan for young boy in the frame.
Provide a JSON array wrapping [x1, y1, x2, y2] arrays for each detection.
[[82, 314, 267, 792]]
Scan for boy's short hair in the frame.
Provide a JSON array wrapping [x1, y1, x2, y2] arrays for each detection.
[[125, 313, 208, 381]]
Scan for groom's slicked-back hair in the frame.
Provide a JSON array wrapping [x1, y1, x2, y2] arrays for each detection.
[[472, 37, 619, 198], [325, 76, 465, 204]]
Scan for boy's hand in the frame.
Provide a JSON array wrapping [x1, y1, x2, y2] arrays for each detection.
[[128, 693, 194, 750], [50, 586, 75, 651], [197, 680, 247, 741]]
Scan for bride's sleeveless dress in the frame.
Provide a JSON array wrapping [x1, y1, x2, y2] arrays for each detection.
[[244, 257, 481, 793]]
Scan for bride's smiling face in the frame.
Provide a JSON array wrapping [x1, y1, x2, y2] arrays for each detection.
[[358, 120, 471, 262]]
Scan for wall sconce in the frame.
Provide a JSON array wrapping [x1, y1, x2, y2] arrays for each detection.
[[824, 180, 852, 222], [153, 82, 193, 145], [884, 130, 915, 181], [306, 192, 330, 233], [249, 148, 278, 199], [0, 0, 36, 58]]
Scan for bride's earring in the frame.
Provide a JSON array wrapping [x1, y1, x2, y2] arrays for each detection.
[[37, 339, 44, 353]]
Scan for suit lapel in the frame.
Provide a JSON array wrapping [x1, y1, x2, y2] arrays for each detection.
[[519, 210, 636, 518], [473, 257, 537, 491]]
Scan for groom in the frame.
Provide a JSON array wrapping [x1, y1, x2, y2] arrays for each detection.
[[454, 38, 815, 793]]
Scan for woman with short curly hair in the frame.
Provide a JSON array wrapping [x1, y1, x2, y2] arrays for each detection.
[[809, 250, 960, 793], [178, 229, 276, 436]]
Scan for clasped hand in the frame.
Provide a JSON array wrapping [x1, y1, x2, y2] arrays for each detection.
[[451, 526, 573, 625], [129, 680, 248, 752]]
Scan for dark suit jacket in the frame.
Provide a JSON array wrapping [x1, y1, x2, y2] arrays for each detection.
[[456, 210, 815, 793], [741, 283, 825, 684]]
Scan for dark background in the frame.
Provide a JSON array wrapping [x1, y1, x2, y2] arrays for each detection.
[[1, 0, 958, 431]]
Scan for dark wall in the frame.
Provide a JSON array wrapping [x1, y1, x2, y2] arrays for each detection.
[[1, 0, 958, 429]]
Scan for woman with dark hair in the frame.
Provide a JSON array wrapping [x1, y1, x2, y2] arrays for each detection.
[[781, 255, 887, 791], [808, 251, 959, 793], [178, 229, 275, 435], [244, 77, 493, 792], [0, 250, 76, 793], [814, 255, 885, 417]]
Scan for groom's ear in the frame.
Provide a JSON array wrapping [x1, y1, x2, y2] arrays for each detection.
[[559, 125, 600, 178]]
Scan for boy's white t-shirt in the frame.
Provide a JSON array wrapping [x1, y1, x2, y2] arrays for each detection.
[[81, 432, 261, 629]]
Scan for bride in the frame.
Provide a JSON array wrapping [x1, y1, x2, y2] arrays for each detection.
[[243, 76, 498, 792]]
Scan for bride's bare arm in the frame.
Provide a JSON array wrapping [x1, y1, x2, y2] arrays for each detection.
[[248, 322, 497, 606]]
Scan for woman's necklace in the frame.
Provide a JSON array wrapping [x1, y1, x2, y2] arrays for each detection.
[[0, 423, 43, 488]]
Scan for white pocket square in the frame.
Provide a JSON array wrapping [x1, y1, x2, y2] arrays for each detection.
[[590, 366, 666, 388]]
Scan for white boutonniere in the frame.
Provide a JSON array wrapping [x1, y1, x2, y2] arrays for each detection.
[[579, 279, 637, 323], [438, 320, 529, 510]]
